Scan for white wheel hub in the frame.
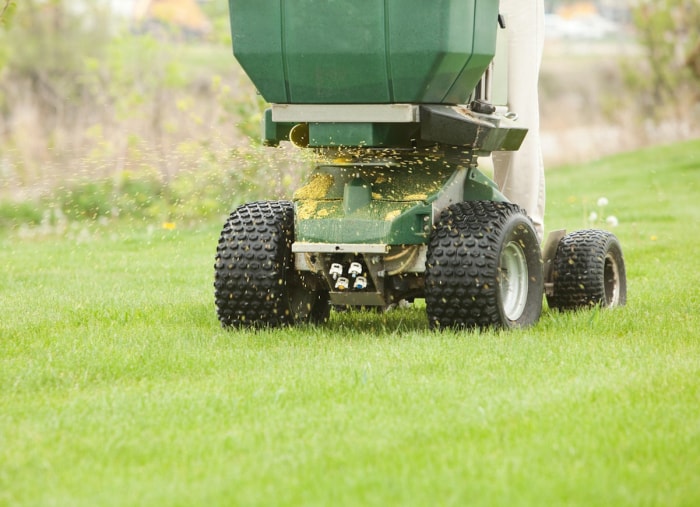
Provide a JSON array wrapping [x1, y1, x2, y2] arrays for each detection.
[[500, 241, 529, 321]]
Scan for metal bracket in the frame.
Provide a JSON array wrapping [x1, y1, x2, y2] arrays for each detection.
[[542, 229, 566, 296]]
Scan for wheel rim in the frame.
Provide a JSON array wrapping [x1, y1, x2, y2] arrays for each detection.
[[603, 253, 621, 306], [500, 241, 529, 321]]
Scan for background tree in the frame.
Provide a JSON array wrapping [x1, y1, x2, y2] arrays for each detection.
[[0, 0, 306, 226], [0, 0, 16, 70], [1, 0, 16, 26], [623, 0, 700, 128]]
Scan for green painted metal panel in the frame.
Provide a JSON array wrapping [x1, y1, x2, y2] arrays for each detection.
[[228, 0, 288, 103], [464, 168, 507, 202], [229, 0, 499, 104], [386, 0, 497, 104], [284, 0, 389, 103], [293, 163, 451, 244], [443, 1, 499, 103], [262, 108, 294, 146], [292, 161, 503, 245], [293, 164, 456, 203], [295, 200, 431, 245], [308, 123, 419, 148]]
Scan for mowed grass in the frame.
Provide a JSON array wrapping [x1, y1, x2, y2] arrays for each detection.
[[1, 140, 700, 506]]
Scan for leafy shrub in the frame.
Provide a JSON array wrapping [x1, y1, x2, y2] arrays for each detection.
[[55, 181, 116, 220], [0, 199, 43, 229], [622, 1, 700, 124], [114, 169, 165, 219]]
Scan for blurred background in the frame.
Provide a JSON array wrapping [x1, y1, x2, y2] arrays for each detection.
[[1, 0, 699, 232]]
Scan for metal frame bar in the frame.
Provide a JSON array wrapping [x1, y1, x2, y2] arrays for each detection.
[[292, 243, 390, 254], [271, 104, 420, 124]]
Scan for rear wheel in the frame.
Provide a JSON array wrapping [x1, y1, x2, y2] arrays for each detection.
[[214, 200, 330, 328], [547, 229, 626, 311], [425, 201, 544, 330]]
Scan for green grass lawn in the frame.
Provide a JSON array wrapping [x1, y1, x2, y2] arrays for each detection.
[[1, 140, 699, 506]]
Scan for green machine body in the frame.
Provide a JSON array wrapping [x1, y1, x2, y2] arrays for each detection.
[[229, 0, 499, 105]]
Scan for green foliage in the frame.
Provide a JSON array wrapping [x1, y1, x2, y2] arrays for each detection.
[[0, 0, 316, 230], [0, 0, 112, 115], [0, 1, 17, 69], [116, 170, 165, 218], [53, 170, 165, 222], [623, 0, 700, 122], [230, 91, 268, 142], [0, 146, 307, 232], [0, 0, 16, 27], [56, 180, 116, 220], [2, 141, 700, 506], [0, 200, 42, 229], [198, 0, 233, 45]]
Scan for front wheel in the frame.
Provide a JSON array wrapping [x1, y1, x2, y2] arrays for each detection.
[[214, 200, 330, 328], [547, 229, 627, 311], [425, 201, 544, 330]]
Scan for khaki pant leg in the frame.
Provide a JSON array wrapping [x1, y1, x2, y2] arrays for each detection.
[[492, 0, 546, 240]]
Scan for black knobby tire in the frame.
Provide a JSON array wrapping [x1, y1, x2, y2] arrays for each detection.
[[214, 200, 329, 328], [547, 229, 626, 311], [425, 201, 544, 330]]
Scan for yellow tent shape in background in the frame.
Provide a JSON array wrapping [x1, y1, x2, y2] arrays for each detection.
[[134, 0, 211, 35]]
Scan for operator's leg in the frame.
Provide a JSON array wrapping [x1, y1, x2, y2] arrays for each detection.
[[492, 0, 546, 240]]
